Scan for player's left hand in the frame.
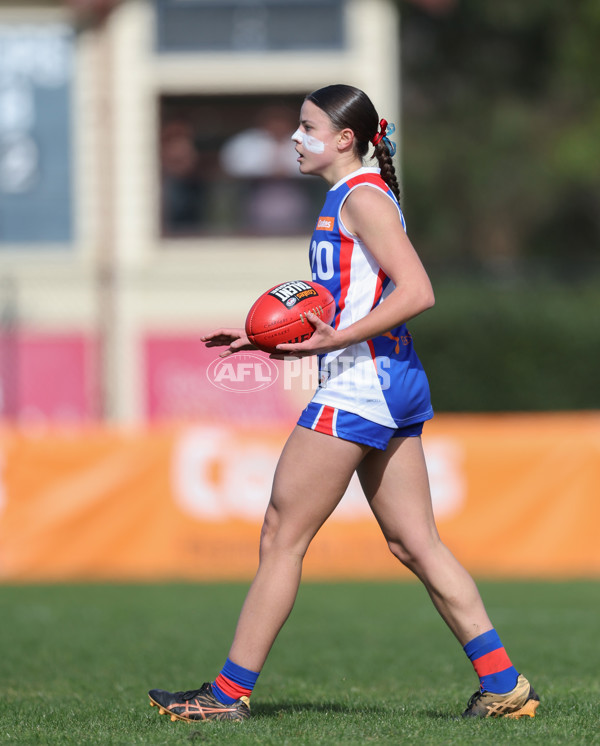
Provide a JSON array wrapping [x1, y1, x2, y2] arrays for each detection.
[[271, 312, 342, 358]]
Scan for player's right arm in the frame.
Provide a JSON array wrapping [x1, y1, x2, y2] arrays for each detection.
[[201, 329, 257, 357]]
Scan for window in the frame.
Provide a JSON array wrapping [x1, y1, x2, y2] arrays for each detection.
[[159, 93, 327, 239], [155, 0, 346, 53]]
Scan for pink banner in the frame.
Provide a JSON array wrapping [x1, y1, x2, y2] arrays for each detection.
[[144, 334, 302, 424], [0, 332, 97, 424]]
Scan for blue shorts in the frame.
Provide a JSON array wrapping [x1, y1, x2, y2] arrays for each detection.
[[297, 402, 424, 450]]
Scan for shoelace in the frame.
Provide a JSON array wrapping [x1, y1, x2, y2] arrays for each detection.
[[466, 690, 484, 709], [182, 686, 208, 701]]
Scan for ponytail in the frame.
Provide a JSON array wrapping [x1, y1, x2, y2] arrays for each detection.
[[370, 119, 401, 203], [373, 141, 401, 203]]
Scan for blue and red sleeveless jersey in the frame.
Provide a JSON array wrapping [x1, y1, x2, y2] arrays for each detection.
[[308, 166, 433, 428]]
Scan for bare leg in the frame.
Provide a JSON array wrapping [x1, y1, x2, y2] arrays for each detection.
[[228, 426, 370, 671], [358, 436, 493, 646]]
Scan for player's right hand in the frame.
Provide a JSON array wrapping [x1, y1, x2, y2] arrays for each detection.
[[201, 328, 257, 357]]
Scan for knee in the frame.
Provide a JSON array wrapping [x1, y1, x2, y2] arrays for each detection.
[[258, 506, 310, 560], [386, 533, 441, 575], [259, 508, 279, 554], [387, 539, 418, 571]]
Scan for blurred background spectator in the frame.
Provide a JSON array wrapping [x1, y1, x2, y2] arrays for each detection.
[[219, 104, 300, 178], [220, 104, 311, 235], [160, 97, 319, 237], [160, 120, 205, 234]]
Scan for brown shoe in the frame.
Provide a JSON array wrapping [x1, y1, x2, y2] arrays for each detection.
[[462, 674, 540, 718]]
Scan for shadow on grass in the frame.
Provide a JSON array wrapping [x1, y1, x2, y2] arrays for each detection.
[[420, 709, 463, 721], [251, 702, 458, 721], [252, 701, 388, 718]]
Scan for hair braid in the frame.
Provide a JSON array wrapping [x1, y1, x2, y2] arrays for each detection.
[[373, 142, 401, 203]]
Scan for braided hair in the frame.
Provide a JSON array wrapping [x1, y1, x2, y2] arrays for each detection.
[[305, 84, 401, 203]]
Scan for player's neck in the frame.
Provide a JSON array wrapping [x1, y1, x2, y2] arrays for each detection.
[[321, 156, 364, 187]]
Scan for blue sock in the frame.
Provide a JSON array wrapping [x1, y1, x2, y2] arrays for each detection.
[[212, 658, 260, 705], [464, 629, 519, 694]]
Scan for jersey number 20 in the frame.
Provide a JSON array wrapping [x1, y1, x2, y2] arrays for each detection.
[[310, 240, 334, 281]]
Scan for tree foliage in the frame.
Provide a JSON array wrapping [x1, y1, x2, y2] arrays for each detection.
[[399, 0, 600, 280]]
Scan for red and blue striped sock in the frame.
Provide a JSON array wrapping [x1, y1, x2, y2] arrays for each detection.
[[212, 658, 260, 705], [464, 629, 519, 694]]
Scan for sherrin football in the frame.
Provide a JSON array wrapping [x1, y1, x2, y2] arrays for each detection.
[[245, 280, 335, 353]]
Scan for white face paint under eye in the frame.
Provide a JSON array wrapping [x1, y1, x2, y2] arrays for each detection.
[[291, 128, 325, 154]]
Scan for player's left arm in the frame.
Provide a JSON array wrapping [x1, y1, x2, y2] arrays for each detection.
[[276, 187, 434, 356], [339, 187, 435, 342]]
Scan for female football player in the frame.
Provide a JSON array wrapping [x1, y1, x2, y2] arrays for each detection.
[[148, 84, 538, 722]]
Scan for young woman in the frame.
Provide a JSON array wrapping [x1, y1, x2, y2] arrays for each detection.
[[148, 85, 539, 722]]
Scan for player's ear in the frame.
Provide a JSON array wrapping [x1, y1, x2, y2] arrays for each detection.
[[337, 128, 355, 152]]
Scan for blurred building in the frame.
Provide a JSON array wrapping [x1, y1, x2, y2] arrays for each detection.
[[0, 0, 401, 424]]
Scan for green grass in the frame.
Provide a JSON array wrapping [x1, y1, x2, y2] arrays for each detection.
[[1, 581, 599, 744]]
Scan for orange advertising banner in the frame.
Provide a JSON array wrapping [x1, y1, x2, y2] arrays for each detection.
[[1, 413, 599, 582]]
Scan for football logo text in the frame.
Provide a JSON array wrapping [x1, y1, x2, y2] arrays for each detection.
[[269, 280, 318, 307]]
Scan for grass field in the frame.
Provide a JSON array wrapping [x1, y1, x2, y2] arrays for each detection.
[[1, 580, 598, 745]]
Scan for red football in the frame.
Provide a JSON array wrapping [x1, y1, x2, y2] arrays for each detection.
[[245, 280, 336, 353]]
